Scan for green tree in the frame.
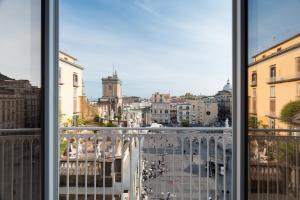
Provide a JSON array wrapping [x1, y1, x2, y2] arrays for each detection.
[[280, 100, 300, 127], [181, 120, 189, 127]]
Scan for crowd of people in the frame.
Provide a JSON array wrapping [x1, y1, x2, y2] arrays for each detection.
[[142, 160, 167, 182]]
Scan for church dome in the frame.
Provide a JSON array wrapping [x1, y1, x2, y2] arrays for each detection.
[[223, 79, 232, 92]]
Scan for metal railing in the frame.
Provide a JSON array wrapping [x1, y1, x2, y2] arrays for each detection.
[[59, 127, 232, 200], [248, 128, 300, 200], [267, 73, 300, 84], [0, 128, 42, 200]]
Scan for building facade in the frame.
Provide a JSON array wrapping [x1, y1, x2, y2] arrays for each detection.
[[248, 34, 300, 128], [78, 96, 99, 122], [197, 97, 218, 126], [98, 71, 123, 121], [0, 74, 41, 129], [215, 80, 232, 126], [150, 92, 170, 124], [59, 51, 84, 124], [177, 102, 193, 125]]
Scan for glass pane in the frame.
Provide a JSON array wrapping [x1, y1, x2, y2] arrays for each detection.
[[0, 0, 42, 199], [248, 0, 300, 199], [60, 1, 232, 200]]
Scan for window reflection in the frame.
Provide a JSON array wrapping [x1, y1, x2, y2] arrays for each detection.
[[0, 0, 42, 199], [248, 0, 300, 199]]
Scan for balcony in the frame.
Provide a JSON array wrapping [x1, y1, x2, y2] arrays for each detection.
[[3, 127, 300, 199], [58, 127, 233, 200], [248, 129, 300, 200], [268, 73, 300, 84]]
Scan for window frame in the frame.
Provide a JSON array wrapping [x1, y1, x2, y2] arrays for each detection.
[[251, 71, 257, 86], [233, 0, 247, 199], [296, 57, 300, 73], [297, 82, 300, 97], [46, 0, 243, 199], [270, 65, 276, 80], [44, 0, 59, 199], [270, 86, 275, 98]]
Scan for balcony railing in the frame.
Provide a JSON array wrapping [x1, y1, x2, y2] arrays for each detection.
[[267, 73, 300, 84], [3, 127, 300, 199], [59, 127, 232, 200], [248, 128, 300, 200], [0, 128, 42, 200]]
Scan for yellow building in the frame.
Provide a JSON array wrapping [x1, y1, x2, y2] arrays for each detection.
[[248, 34, 300, 128]]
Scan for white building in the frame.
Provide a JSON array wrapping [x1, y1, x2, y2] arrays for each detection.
[[59, 51, 84, 124], [151, 92, 170, 124], [177, 102, 194, 125], [123, 108, 143, 127]]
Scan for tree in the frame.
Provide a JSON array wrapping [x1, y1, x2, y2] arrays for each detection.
[[181, 120, 189, 127], [280, 100, 300, 126], [248, 116, 267, 128]]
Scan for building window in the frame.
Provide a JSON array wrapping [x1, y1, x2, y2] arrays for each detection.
[[252, 88, 256, 97], [297, 83, 300, 97], [248, 96, 251, 113], [108, 84, 112, 90], [270, 65, 276, 81], [73, 87, 77, 113], [296, 57, 300, 73], [59, 85, 61, 98], [252, 89, 256, 114], [269, 119, 275, 129], [270, 86, 275, 97], [251, 72, 257, 86], [73, 88, 77, 97], [252, 97, 256, 114], [73, 73, 78, 87], [59, 67, 62, 84], [73, 98, 77, 113], [270, 99, 276, 116]]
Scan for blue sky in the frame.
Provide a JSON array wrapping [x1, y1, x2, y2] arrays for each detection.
[[248, 0, 300, 61], [0, 0, 41, 87], [60, 0, 232, 99]]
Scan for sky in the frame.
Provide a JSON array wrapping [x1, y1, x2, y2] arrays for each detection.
[[60, 0, 232, 99], [0, 0, 41, 87], [248, 0, 300, 62]]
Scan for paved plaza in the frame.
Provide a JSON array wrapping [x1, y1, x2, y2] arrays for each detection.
[[141, 134, 232, 200]]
